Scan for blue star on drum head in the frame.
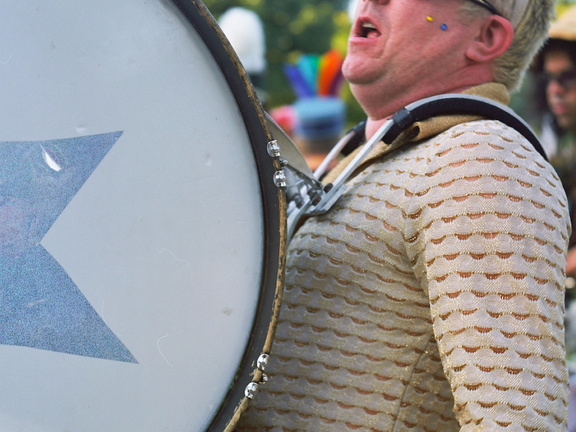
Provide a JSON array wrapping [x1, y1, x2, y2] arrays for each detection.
[[0, 131, 136, 363]]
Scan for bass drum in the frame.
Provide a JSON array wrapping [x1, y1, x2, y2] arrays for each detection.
[[0, 1, 285, 431]]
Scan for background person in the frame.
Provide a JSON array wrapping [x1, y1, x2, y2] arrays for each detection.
[[291, 95, 346, 171], [534, 6, 576, 276], [531, 9, 576, 430]]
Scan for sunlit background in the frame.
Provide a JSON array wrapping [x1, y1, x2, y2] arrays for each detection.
[[204, 0, 576, 128]]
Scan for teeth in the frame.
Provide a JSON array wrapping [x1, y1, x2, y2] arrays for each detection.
[[362, 22, 376, 29]]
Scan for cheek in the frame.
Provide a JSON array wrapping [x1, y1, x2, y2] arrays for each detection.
[[559, 90, 576, 114], [546, 83, 563, 101], [568, 90, 576, 105]]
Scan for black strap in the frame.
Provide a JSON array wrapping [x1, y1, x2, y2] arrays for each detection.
[[343, 94, 548, 161], [340, 120, 367, 156]]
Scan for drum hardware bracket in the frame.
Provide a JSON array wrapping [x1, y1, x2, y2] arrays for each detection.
[[268, 138, 323, 185], [267, 138, 326, 211]]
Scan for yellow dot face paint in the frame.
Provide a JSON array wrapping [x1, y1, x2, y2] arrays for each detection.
[[426, 16, 434, 21]]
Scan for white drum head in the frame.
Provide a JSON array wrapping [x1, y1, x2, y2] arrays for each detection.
[[0, 1, 284, 431]]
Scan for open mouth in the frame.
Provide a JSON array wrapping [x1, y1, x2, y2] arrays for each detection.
[[356, 19, 381, 38]]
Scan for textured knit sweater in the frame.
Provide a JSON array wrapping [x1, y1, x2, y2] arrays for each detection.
[[236, 84, 571, 431]]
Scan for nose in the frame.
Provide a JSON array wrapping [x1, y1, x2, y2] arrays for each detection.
[[547, 79, 565, 96]]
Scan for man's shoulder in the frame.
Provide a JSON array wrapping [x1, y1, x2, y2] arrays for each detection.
[[438, 118, 541, 156], [414, 118, 559, 185]]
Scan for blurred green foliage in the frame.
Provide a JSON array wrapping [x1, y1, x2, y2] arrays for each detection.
[[203, 0, 365, 127]]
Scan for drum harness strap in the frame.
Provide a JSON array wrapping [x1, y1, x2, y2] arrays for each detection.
[[283, 93, 547, 239]]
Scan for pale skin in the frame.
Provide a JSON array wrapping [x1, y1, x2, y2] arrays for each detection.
[[342, 0, 514, 139]]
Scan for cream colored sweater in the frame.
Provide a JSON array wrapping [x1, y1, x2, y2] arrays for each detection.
[[237, 85, 571, 431]]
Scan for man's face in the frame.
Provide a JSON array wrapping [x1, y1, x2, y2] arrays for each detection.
[[342, 0, 484, 116], [544, 49, 576, 134]]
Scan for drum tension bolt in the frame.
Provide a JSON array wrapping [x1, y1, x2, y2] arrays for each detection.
[[273, 170, 287, 188], [257, 353, 270, 371], [244, 382, 259, 399], [244, 375, 269, 399], [267, 140, 281, 158]]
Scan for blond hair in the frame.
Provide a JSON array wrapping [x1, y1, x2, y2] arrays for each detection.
[[461, 0, 556, 91]]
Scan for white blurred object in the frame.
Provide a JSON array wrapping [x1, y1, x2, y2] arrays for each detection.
[[218, 7, 266, 75], [347, 0, 359, 21], [569, 375, 576, 432]]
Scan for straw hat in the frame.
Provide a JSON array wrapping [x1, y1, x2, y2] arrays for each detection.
[[549, 5, 576, 41]]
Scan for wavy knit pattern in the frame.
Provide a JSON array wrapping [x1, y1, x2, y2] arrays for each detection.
[[236, 119, 570, 432]]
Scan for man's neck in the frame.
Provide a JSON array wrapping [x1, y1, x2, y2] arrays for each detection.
[[354, 69, 495, 140]]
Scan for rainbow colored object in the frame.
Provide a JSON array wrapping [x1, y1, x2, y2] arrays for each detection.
[[283, 50, 345, 99], [283, 50, 347, 141]]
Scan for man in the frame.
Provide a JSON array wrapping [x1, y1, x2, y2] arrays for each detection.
[[237, 0, 570, 430]]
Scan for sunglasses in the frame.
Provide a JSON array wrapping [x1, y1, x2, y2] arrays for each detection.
[[468, 0, 500, 16], [542, 70, 576, 90]]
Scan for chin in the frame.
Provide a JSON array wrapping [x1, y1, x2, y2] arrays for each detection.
[[342, 63, 371, 87], [341, 57, 353, 81], [341, 53, 366, 81]]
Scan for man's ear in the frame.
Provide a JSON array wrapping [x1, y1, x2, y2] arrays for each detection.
[[465, 16, 514, 63]]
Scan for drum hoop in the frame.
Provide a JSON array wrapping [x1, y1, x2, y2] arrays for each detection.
[[170, 1, 286, 431]]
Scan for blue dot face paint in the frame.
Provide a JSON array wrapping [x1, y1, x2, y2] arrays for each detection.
[[440, 23, 448, 30]]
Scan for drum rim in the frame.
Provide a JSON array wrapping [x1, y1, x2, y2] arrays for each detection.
[[170, 1, 286, 431]]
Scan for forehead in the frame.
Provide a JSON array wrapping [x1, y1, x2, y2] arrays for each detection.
[[544, 49, 576, 71]]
